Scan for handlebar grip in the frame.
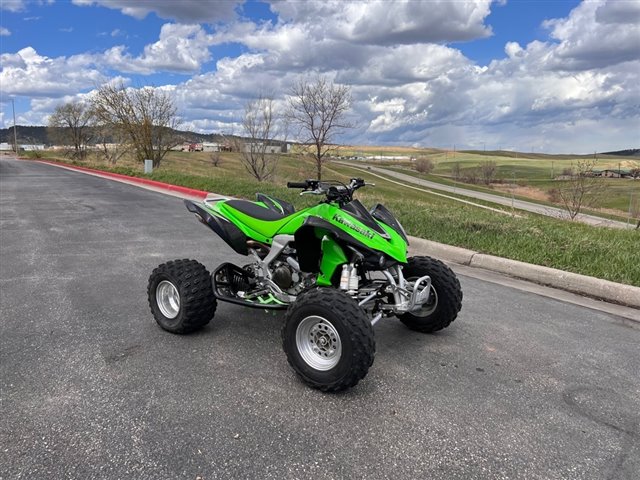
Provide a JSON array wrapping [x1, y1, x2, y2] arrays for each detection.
[[287, 181, 309, 189]]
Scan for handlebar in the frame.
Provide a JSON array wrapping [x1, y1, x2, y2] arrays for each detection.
[[286, 178, 373, 204], [287, 181, 310, 189]]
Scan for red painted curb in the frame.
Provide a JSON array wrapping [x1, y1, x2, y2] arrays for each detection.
[[35, 159, 209, 199]]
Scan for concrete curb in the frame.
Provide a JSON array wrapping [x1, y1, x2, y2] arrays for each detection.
[[32, 158, 640, 310], [408, 237, 477, 265], [408, 236, 640, 309]]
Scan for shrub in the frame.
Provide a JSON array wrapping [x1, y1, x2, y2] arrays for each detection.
[[414, 156, 434, 174], [547, 188, 561, 203], [480, 160, 497, 185]]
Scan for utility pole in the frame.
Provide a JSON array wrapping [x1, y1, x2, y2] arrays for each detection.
[[12, 98, 19, 155], [511, 170, 516, 213]]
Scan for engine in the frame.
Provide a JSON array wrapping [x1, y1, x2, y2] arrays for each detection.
[[272, 262, 293, 289]]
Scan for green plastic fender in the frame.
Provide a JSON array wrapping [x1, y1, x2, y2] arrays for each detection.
[[317, 235, 348, 286]]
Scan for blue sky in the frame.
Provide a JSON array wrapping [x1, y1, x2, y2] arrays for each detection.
[[1, 0, 638, 152]]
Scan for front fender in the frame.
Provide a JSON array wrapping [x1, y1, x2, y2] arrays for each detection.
[[317, 236, 348, 286]]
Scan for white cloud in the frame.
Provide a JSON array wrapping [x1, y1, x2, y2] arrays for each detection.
[[1, 0, 25, 12], [270, 0, 493, 44], [0, 47, 105, 97], [0, 27, 11, 36], [4, 0, 638, 153], [102, 23, 215, 74], [1, 0, 53, 13], [71, 0, 242, 23], [543, 0, 640, 70], [125, 0, 640, 151]]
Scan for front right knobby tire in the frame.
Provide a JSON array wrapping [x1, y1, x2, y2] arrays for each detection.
[[397, 256, 463, 333], [282, 288, 375, 392]]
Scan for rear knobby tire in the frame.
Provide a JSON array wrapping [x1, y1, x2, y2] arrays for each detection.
[[282, 288, 375, 392], [397, 256, 462, 333], [147, 259, 217, 334]]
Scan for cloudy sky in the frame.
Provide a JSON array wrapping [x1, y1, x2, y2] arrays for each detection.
[[1, 0, 639, 153]]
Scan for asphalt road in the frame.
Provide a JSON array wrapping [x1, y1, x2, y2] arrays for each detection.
[[337, 162, 629, 229], [1, 158, 639, 480]]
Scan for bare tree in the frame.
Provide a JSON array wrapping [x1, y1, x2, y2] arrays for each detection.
[[414, 156, 434, 174], [480, 160, 497, 185], [628, 192, 640, 229], [92, 83, 180, 167], [47, 101, 95, 158], [464, 168, 480, 184], [557, 159, 606, 220], [238, 96, 279, 181], [451, 162, 461, 182], [286, 76, 353, 180], [94, 122, 128, 165], [210, 151, 222, 167]]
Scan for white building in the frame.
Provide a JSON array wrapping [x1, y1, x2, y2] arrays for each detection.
[[242, 142, 284, 154], [202, 142, 220, 152]]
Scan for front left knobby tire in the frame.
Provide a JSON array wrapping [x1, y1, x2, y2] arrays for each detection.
[[282, 288, 375, 392], [147, 259, 217, 334]]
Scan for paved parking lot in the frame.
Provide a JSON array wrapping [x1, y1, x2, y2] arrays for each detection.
[[1, 158, 639, 479]]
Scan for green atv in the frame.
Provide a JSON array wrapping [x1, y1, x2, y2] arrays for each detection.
[[148, 178, 462, 392]]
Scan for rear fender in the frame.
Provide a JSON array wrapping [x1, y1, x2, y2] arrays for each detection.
[[184, 200, 248, 255]]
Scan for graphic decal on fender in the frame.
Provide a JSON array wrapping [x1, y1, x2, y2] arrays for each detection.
[[332, 214, 375, 239]]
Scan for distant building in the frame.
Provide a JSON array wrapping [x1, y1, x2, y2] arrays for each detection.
[[177, 142, 204, 152], [601, 169, 632, 178], [242, 142, 286, 154], [0, 142, 13, 151], [202, 142, 220, 152]]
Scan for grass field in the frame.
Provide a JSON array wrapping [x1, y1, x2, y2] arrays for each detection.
[[379, 166, 636, 221], [349, 149, 639, 217], [30, 149, 640, 287]]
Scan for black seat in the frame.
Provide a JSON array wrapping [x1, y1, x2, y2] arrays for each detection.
[[225, 200, 289, 221]]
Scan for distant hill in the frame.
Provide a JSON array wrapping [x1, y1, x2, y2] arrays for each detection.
[[0, 125, 294, 150], [461, 149, 640, 160], [0, 125, 246, 146], [1, 125, 636, 157], [1, 125, 51, 145], [601, 149, 640, 157]]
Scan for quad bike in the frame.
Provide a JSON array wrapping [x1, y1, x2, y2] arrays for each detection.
[[148, 178, 463, 392]]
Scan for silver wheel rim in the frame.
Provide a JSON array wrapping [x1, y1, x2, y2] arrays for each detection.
[[409, 281, 438, 317], [296, 316, 342, 371], [156, 280, 180, 319]]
